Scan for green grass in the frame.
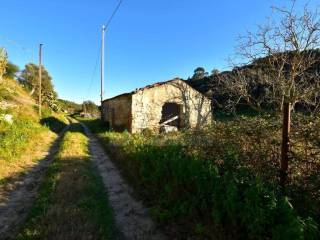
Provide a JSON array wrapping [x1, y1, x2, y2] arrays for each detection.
[[0, 117, 44, 160], [0, 113, 70, 187], [0, 77, 72, 187], [81, 117, 320, 240], [213, 105, 274, 122], [0, 78, 59, 185], [15, 124, 117, 240], [75, 116, 109, 134]]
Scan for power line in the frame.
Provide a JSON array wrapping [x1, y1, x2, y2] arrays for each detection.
[[99, 0, 123, 104], [105, 0, 123, 29], [38, 44, 43, 117], [86, 43, 101, 99], [0, 35, 36, 63], [84, 0, 123, 104]]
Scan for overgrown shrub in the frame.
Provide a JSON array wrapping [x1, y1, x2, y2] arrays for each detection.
[[90, 115, 319, 239]]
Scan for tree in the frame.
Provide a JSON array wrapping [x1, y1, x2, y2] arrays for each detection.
[[0, 48, 8, 82], [20, 63, 58, 110], [82, 100, 99, 117], [211, 68, 220, 76], [5, 62, 19, 79], [223, 1, 320, 186], [58, 99, 82, 113], [192, 67, 208, 80]]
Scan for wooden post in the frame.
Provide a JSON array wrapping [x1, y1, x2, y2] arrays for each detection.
[[38, 44, 43, 118], [100, 25, 106, 119], [0, 48, 7, 83], [280, 102, 291, 187]]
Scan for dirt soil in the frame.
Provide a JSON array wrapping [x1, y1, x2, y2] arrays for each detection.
[[82, 123, 166, 240], [0, 126, 69, 239], [1, 122, 166, 240]]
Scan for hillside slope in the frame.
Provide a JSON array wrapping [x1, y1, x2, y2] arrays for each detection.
[[187, 49, 320, 111], [0, 77, 67, 184]]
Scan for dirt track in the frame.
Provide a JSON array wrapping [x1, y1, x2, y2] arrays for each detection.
[[0, 122, 166, 240], [0, 126, 69, 239], [82, 123, 166, 240]]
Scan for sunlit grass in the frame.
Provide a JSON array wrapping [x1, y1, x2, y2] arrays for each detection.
[[15, 124, 117, 240], [81, 117, 320, 239], [0, 77, 72, 187], [0, 131, 56, 186]]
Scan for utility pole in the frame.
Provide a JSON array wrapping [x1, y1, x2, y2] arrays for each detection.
[[100, 25, 106, 119], [38, 44, 43, 118], [99, 0, 122, 119], [101, 25, 106, 105], [83, 101, 87, 116]]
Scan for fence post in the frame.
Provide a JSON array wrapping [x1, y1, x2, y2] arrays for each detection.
[[280, 102, 291, 187]]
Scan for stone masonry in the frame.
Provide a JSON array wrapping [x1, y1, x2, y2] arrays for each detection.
[[102, 78, 212, 133]]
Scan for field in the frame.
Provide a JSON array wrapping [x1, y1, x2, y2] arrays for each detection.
[[81, 115, 320, 239], [1, 76, 319, 239]]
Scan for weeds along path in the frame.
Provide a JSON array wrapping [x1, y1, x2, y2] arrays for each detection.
[[0, 124, 70, 238], [14, 123, 117, 240], [81, 122, 166, 240]]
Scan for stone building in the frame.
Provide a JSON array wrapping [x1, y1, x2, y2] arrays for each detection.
[[101, 78, 212, 133]]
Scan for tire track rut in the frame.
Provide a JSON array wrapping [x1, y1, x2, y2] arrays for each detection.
[[0, 126, 69, 239], [82, 123, 166, 240]]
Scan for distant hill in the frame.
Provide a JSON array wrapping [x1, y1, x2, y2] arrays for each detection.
[[187, 49, 320, 110], [58, 99, 82, 114]]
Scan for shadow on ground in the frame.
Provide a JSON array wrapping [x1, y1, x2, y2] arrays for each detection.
[[40, 117, 68, 134], [77, 118, 109, 134], [0, 124, 69, 239]]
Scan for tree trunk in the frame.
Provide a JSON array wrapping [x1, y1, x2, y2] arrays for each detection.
[[280, 102, 291, 187], [30, 87, 35, 96]]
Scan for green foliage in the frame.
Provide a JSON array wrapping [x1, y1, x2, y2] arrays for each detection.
[[0, 76, 45, 161], [20, 63, 58, 111], [0, 116, 44, 160], [0, 47, 8, 81], [58, 99, 82, 114], [192, 67, 208, 80], [43, 91, 60, 112], [0, 106, 67, 162], [82, 100, 100, 117], [16, 126, 117, 240], [76, 117, 109, 133], [187, 50, 320, 114], [211, 68, 220, 76], [4, 62, 19, 79], [84, 116, 320, 239]]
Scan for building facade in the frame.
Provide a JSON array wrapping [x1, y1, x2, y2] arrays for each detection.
[[102, 78, 212, 133]]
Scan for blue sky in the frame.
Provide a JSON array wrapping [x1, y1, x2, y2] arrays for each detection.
[[0, 0, 318, 104]]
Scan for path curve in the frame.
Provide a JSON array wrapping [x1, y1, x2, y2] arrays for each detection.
[[82, 123, 166, 240]]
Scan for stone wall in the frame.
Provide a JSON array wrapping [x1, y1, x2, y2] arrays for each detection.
[[102, 94, 132, 131], [131, 79, 212, 133]]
